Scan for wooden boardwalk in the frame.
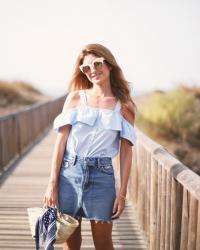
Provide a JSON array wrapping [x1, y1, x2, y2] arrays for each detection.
[[0, 130, 148, 250]]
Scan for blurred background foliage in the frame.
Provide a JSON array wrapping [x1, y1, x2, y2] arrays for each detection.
[[135, 85, 200, 174], [0, 80, 51, 115], [0, 80, 43, 107]]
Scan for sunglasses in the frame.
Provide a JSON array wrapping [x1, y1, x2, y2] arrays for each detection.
[[79, 57, 105, 74]]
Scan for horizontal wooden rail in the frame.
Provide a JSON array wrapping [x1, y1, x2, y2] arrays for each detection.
[[126, 128, 200, 250], [0, 96, 66, 175]]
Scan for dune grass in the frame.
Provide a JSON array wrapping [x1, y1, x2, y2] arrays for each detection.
[[0, 80, 42, 107], [136, 85, 200, 147], [12, 81, 42, 94]]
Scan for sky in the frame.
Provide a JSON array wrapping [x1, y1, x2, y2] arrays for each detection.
[[0, 0, 200, 97]]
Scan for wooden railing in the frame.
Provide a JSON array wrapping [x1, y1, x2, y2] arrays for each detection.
[[125, 128, 200, 250], [0, 96, 66, 175], [1, 95, 200, 249]]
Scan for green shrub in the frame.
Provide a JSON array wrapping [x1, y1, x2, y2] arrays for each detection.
[[137, 87, 200, 147]]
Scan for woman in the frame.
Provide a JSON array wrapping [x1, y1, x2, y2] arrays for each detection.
[[43, 43, 137, 250]]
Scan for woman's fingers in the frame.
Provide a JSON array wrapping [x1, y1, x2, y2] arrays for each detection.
[[43, 196, 48, 207], [112, 207, 123, 218], [43, 196, 50, 207], [112, 199, 125, 219], [44, 196, 58, 208], [43, 185, 58, 208], [112, 199, 118, 214], [50, 198, 57, 208]]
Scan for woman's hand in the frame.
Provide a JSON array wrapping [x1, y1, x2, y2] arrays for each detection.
[[111, 194, 126, 219], [43, 183, 58, 208]]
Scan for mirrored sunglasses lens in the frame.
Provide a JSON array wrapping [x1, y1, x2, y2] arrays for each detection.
[[94, 61, 103, 70], [82, 65, 90, 74]]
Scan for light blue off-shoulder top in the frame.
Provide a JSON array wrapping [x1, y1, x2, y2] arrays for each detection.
[[53, 90, 137, 158]]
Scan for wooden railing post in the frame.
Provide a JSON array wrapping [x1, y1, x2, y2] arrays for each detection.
[[150, 157, 158, 250]]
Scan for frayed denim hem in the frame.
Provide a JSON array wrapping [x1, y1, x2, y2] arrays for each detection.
[[74, 216, 113, 224], [93, 219, 113, 224]]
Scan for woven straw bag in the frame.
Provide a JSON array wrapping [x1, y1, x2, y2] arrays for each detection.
[[27, 207, 79, 244]]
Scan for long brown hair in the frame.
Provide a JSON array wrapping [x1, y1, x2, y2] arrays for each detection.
[[68, 43, 137, 117]]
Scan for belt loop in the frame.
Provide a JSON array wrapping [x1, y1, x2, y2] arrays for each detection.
[[73, 155, 78, 165], [97, 158, 100, 168]]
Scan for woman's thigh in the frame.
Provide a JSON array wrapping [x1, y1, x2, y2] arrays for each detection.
[[63, 217, 82, 250], [90, 220, 114, 250]]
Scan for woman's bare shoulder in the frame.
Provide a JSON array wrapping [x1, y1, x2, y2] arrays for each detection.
[[120, 100, 136, 126], [62, 90, 81, 110]]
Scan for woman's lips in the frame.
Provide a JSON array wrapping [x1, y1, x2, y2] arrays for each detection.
[[91, 73, 101, 79]]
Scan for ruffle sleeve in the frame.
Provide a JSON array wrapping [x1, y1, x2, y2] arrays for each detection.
[[53, 108, 77, 132], [53, 106, 99, 132], [53, 105, 137, 146], [119, 116, 137, 146]]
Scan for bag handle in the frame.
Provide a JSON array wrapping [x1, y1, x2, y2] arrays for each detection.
[[43, 205, 61, 214]]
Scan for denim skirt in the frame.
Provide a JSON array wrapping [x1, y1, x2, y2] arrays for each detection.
[[58, 153, 116, 223]]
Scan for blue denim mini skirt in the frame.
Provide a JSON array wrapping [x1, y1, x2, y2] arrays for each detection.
[[58, 153, 116, 223]]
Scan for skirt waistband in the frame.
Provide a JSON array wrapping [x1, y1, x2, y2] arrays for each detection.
[[64, 153, 112, 166]]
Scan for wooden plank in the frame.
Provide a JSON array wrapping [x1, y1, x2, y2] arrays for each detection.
[[196, 201, 200, 250], [180, 188, 189, 250], [170, 179, 182, 250], [187, 195, 198, 250], [160, 167, 167, 250], [138, 144, 145, 229], [156, 163, 162, 250], [149, 157, 158, 250], [165, 171, 171, 250], [146, 150, 151, 246]]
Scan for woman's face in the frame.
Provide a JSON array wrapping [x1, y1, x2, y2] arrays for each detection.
[[81, 54, 111, 85]]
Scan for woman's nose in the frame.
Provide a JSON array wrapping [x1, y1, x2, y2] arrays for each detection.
[[90, 66, 97, 73]]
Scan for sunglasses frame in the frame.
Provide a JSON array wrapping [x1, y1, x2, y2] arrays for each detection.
[[79, 57, 105, 74]]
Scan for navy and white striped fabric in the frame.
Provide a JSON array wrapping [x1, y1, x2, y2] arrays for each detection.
[[35, 207, 57, 250]]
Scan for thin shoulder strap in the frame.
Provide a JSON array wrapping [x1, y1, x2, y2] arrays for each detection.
[[114, 100, 121, 112], [79, 90, 87, 105]]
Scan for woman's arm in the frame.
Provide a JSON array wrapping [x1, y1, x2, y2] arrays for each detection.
[[43, 125, 71, 208], [118, 100, 135, 197], [119, 138, 132, 198], [48, 125, 71, 187], [112, 138, 133, 219], [112, 100, 135, 218], [43, 90, 80, 207]]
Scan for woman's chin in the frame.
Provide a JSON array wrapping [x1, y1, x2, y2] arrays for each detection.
[[91, 79, 103, 85]]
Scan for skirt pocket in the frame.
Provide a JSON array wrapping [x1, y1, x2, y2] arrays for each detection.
[[99, 164, 114, 175]]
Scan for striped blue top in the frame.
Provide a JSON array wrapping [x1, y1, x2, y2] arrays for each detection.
[[53, 90, 137, 158]]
